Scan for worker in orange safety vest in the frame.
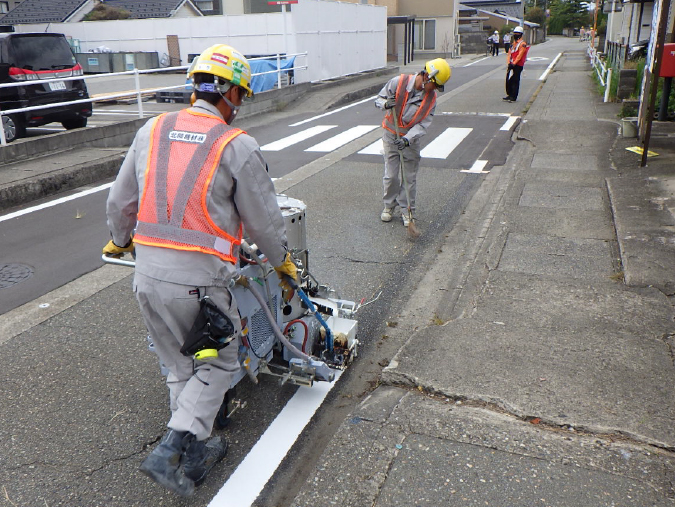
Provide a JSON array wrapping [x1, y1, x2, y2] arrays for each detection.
[[103, 44, 297, 497], [504, 26, 529, 103], [375, 58, 451, 227]]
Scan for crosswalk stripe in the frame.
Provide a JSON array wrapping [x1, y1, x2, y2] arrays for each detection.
[[500, 116, 518, 131], [260, 125, 337, 151], [358, 139, 383, 156], [461, 160, 489, 173], [305, 125, 379, 152], [420, 127, 472, 159]]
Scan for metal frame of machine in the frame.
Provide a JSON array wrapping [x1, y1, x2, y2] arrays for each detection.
[[103, 195, 359, 392]]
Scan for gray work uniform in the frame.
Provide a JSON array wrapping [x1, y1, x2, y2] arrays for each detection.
[[106, 99, 288, 440], [375, 74, 436, 212]]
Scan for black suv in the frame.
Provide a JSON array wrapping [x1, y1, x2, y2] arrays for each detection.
[[0, 32, 93, 142]]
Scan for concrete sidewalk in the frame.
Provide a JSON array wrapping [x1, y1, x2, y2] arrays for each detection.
[[291, 51, 675, 506]]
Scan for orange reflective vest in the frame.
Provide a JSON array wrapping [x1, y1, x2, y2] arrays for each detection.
[[382, 74, 436, 136], [134, 109, 244, 263], [508, 39, 529, 67]]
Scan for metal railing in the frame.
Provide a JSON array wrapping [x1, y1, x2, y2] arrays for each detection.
[[587, 43, 613, 103], [0, 52, 308, 146], [606, 41, 628, 70]]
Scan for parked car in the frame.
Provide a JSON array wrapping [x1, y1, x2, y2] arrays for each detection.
[[0, 32, 92, 142]]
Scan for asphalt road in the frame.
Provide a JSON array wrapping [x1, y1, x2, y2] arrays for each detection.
[[0, 39, 566, 507]]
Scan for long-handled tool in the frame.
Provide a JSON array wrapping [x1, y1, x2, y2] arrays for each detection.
[[392, 107, 421, 239]]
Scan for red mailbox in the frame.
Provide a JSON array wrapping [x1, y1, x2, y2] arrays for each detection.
[[661, 43, 675, 77]]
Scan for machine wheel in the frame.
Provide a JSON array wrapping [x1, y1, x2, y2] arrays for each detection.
[[2, 114, 25, 143], [61, 117, 88, 130]]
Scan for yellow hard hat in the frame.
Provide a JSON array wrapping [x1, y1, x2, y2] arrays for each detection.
[[424, 58, 451, 91], [188, 44, 253, 98]]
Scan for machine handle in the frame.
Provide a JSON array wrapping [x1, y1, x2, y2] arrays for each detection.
[[101, 253, 136, 268]]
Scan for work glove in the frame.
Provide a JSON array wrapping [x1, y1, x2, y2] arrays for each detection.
[[508, 63, 514, 71], [393, 137, 409, 150], [102, 238, 134, 258], [384, 98, 397, 110], [274, 252, 298, 292]]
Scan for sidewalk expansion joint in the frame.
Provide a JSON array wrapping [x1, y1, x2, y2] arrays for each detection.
[[381, 379, 675, 455]]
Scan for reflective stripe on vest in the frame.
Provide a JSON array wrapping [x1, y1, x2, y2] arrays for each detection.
[[382, 74, 436, 136], [134, 109, 244, 263]]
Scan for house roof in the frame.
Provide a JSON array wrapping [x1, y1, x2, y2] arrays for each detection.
[[0, 0, 201, 25], [462, 0, 523, 18], [101, 0, 202, 19], [0, 0, 88, 24], [474, 7, 540, 27]]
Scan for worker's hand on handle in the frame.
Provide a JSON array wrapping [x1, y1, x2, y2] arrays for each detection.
[[384, 98, 397, 110], [102, 238, 134, 258], [274, 252, 298, 292], [393, 137, 409, 150]]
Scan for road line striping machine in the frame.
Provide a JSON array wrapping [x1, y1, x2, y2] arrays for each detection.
[[103, 195, 360, 398]]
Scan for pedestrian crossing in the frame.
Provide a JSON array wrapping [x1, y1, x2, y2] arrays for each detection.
[[258, 114, 519, 175], [262, 124, 480, 159]]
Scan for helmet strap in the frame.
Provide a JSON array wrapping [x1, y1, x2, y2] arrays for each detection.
[[219, 88, 240, 124]]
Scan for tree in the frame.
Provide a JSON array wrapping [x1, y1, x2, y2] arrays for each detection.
[[547, 0, 591, 34], [82, 3, 131, 21], [525, 6, 546, 26]]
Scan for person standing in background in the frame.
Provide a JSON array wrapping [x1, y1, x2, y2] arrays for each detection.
[[503, 26, 529, 103]]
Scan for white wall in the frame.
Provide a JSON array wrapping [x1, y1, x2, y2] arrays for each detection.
[[13, 0, 387, 83]]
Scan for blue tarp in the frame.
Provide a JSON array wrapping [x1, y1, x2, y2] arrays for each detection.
[[249, 57, 296, 94]]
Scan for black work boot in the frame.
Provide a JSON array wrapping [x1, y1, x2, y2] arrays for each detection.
[[139, 429, 195, 497], [182, 436, 228, 486]]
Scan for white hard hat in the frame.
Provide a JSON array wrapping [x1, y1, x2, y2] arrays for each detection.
[[514, 26, 524, 34], [494, 31, 499, 34]]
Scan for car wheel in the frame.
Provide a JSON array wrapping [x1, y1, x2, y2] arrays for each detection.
[[2, 114, 25, 143], [61, 117, 88, 130]]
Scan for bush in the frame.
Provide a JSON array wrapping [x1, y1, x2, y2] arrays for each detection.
[[83, 4, 131, 21]]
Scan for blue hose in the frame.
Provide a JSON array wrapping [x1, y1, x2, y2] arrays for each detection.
[[285, 276, 334, 354]]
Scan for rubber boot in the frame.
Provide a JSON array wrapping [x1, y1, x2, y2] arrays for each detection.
[[183, 436, 228, 486], [139, 429, 195, 497]]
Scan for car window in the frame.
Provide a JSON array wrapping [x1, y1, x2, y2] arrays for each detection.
[[10, 36, 76, 71]]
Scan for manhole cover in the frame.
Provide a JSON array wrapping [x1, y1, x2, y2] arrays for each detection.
[[0, 263, 34, 289]]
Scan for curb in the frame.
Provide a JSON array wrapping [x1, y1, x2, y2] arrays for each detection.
[[0, 152, 126, 211]]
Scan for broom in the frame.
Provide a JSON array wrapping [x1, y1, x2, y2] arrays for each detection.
[[392, 106, 421, 239]]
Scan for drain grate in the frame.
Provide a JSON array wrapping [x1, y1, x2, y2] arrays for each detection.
[[0, 263, 34, 289]]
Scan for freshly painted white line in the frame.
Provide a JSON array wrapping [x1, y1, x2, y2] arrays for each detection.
[[438, 112, 510, 117], [500, 116, 519, 131], [0, 182, 113, 223], [358, 139, 384, 156], [420, 127, 472, 159], [539, 52, 562, 81], [464, 56, 491, 67], [461, 160, 489, 174], [289, 96, 376, 127], [260, 125, 337, 151], [208, 371, 342, 507], [306, 125, 379, 152]]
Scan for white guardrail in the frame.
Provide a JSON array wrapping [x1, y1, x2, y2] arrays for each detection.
[[587, 44, 612, 103], [0, 52, 308, 146]]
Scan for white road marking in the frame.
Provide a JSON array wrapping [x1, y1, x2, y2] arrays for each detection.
[[289, 96, 377, 127], [420, 127, 472, 159], [0, 182, 113, 223], [260, 125, 337, 151], [208, 371, 342, 507], [438, 112, 510, 117], [500, 116, 519, 131], [358, 139, 384, 156], [539, 52, 562, 81], [464, 56, 491, 67], [306, 125, 379, 152], [461, 159, 489, 174]]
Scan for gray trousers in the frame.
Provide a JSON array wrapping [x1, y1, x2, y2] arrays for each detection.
[[134, 272, 242, 441], [382, 136, 421, 212]]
